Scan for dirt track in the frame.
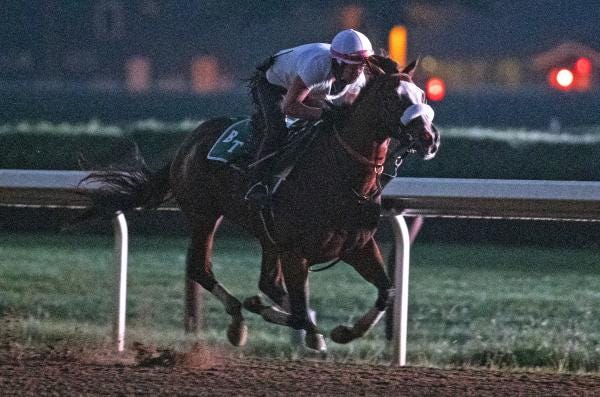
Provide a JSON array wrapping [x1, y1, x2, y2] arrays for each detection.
[[2, 344, 600, 396]]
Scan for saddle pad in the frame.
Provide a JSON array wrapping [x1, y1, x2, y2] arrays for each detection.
[[207, 118, 254, 165]]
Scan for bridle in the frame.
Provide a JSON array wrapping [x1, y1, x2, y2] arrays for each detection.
[[331, 105, 433, 202], [332, 125, 391, 203], [332, 95, 429, 175], [329, 75, 435, 202], [333, 127, 386, 175]]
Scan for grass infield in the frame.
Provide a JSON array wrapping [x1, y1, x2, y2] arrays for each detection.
[[2, 232, 600, 372]]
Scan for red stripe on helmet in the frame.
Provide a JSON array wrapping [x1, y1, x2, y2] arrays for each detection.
[[330, 49, 373, 63]]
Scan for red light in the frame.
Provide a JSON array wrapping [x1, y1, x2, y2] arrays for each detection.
[[426, 77, 445, 101], [556, 68, 574, 87], [548, 68, 574, 91], [575, 57, 592, 75], [573, 57, 592, 91]]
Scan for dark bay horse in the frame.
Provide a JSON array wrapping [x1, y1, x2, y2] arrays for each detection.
[[82, 60, 439, 352]]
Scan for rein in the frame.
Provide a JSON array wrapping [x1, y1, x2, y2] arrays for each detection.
[[333, 127, 386, 175], [333, 126, 388, 202]]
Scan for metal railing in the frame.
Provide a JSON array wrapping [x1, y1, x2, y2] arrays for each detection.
[[382, 177, 600, 365], [5, 170, 600, 365]]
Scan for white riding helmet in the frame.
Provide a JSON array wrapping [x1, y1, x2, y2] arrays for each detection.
[[330, 29, 374, 64]]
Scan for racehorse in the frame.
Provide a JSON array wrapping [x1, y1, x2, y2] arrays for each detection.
[[81, 58, 439, 352]]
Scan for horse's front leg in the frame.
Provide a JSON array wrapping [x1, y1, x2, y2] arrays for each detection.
[[244, 251, 325, 351], [245, 246, 290, 311], [280, 252, 326, 352], [243, 248, 294, 325], [331, 237, 393, 344]]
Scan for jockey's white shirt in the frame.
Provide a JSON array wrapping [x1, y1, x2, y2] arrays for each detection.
[[266, 43, 366, 105]]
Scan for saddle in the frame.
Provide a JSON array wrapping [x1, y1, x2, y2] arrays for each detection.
[[207, 118, 321, 245], [207, 117, 320, 180]]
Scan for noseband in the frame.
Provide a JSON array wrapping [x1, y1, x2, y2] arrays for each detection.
[[400, 103, 434, 126]]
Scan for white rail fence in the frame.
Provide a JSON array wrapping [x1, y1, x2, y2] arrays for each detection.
[[3, 170, 600, 365], [382, 177, 600, 365], [0, 170, 134, 352]]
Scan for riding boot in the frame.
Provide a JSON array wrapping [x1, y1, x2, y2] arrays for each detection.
[[246, 70, 287, 208], [245, 139, 281, 208], [245, 132, 280, 208]]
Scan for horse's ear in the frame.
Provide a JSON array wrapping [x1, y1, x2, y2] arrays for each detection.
[[401, 59, 419, 78], [366, 56, 386, 76]]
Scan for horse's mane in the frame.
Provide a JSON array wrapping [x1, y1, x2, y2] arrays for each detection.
[[323, 57, 413, 131], [350, 72, 411, 114], [367, 54, 401, 76]]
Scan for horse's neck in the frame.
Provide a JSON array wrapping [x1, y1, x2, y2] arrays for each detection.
[[340, 116, 390, 167], [335, 119, 390, 196]]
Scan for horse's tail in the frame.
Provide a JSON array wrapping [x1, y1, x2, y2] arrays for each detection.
[[78, 163, 172, 220]]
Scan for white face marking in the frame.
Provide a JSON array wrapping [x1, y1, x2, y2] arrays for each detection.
[[396, 80, 426, 105], [397, 80, 435, 126]]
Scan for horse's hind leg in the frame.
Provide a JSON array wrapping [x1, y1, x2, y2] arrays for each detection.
[[331, 237, 393, 344], [186, 215, 248, 346]]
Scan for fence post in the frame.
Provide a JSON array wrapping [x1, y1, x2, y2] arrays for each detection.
[[112, 212, 128, 352], [391, 214, 410, 366]]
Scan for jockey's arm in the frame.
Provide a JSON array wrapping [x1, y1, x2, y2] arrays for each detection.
[[281, 76, 324, 121], [338, 73, 365, 105]]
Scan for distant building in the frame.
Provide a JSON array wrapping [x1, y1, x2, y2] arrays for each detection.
[[1, 1, 599, 92]]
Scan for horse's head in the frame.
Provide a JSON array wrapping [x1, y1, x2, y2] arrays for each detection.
[[352, 59, 440, 161], [395, 61, 440, 160]]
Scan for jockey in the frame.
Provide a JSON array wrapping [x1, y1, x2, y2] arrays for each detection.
[[246, 29, 374, 206]]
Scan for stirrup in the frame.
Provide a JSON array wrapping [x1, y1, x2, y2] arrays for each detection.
[[245, 181, 270, 206], [245, 182, 278, 245]]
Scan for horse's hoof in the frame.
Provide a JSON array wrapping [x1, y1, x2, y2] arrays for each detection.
[[331, 325, 356, 344], [227, 318, 248, 346], [305, 332, 327, 352], [243, 295, 266, 314]]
